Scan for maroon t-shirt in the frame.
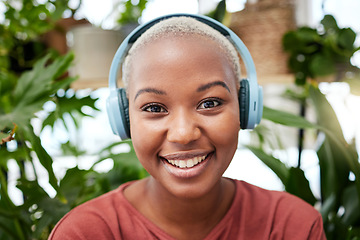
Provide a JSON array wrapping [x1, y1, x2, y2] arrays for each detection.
[[49, 179, 326, 239]]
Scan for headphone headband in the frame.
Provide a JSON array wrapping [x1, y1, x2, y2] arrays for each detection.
[[109, 14, 255, 89], [107, 13, 263, 139]]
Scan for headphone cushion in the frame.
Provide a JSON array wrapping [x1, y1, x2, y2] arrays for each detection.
[[118, 88, 131, 138], [239, 79, 250, 129]]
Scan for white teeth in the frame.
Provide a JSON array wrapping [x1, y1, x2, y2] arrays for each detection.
[[179, 161, 186, 168], [186, 159, 194, 168], [166, 155, 207, 168], [193, 157, 199, 165]]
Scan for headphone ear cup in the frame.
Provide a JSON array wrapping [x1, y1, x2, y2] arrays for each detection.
[[239, 79, 250, 129], [106, 88, 131, 140], [118, 88, 131, 138]]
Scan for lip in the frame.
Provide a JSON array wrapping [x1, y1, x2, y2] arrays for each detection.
[[160, 151, 214, 179]]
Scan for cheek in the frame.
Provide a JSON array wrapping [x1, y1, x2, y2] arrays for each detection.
[[129, 113, 163, 160], [208, 106, 240, 152], [214, 102, 240, 135], [213, 118, 239, 147]]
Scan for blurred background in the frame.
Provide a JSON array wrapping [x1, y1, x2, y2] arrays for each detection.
[[0, 0, 360, 239]]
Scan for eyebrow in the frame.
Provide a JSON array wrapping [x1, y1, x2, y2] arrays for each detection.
[[134, 87, 166, 100], [197, 81, 231, 93]]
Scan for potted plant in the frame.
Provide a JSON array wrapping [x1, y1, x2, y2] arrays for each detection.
[[0, 1, 146, 239], [282, 14, 360, 85], [247, 14, 360, 239]]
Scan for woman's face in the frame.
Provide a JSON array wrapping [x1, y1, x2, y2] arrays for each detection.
[[128, 35, 240, 199]]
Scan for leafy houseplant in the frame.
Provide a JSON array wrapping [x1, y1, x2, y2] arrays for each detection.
[[248, 14, 360, 239], [0, 1, 146, 239], [0, 0, 79, 73], [117, 0, 148, 26], [0, 57, 146, 238], [282, 14, 360, 85]]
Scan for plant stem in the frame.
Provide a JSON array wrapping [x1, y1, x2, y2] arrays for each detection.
[[297, 100, 306, 168]]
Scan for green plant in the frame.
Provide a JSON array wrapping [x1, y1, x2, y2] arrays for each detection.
[[116, 0, 148, 25], [248, 14, 360, 239], [282, 14, 360, 85], [0, 1, 146, 239], [0, 0, 80, 73], [206, 0, 227, 23]]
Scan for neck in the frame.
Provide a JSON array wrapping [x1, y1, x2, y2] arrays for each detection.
[[142, 177, 235, 240]]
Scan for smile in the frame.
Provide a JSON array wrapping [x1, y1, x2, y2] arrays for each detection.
[[166, 155, 207, 168]]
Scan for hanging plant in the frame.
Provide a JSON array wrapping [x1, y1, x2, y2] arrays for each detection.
[[283, 15, 360, 85]]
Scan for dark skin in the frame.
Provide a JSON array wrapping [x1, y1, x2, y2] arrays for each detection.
[[124, 35, 240, 240]]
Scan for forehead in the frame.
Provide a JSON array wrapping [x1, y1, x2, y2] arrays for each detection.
[[128, 35, 237, 91], [132, 33, 227, 57], [130, 34, 234, 75]]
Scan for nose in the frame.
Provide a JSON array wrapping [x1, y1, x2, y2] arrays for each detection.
[[166, 109, 201, 145]]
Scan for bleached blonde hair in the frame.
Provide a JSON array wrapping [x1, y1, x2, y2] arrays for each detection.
[[122, 16, 241, 90]]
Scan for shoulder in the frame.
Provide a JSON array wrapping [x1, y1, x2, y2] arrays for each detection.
[[234, 180, 318, 215], [49, 182, 133, 240], [232, 180, 325, 239]]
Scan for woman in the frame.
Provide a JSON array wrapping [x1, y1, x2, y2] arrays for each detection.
[[49, 15, 326, 240]]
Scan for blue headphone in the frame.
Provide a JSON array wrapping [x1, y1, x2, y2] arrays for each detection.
[[107, 13, 263, 140]]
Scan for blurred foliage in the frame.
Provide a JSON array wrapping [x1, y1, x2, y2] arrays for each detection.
[[0, 0, 80, 73], [0, 1, 146, 239], [251, 85, 360, 239], [250, 14, 360, 239], [206, 0, 227, 23], [116, 0, 148, 25], [283, 14, 360, 85]]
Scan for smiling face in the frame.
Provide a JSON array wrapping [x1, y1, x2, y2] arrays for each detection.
[[128, 35, 240, 199]]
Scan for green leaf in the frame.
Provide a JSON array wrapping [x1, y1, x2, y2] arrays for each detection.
[[60, 141, 86, 157], [0, 53, 74, 131], [14, 52, 74, 106], [117, 0, 148, 25], [22, 125, 59, 192], [262, 106, 316, 129], [341, 184, 360, 226], [320, 193, 336, 220], [321, 15, 339, 32], [285, 167, 317, 205], [58, 167, 90, 207], [206, 0, 226, 23], [309, 85, 360, 204], [0, 170, 27, 240], [0, 147, 28, 167], [246, 146, 289, 185], [0, 101, 44, 131], [16, 178, 69, 239], [338, 28, 356, 51], [309, 85, 350, 144], [283, 28, 320, 54], [310, 54, 336, 77], [51, 76, 77, 93], [316, 138, 344, 203], [0, 71, 16, 97], [42, 91, 99, 131], [95, 141, 148, 189]]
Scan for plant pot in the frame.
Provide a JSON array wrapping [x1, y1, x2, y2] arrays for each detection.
[[42, 17, 90, 55], [67, 25, 126, 89], [229, 0, 296, 85]]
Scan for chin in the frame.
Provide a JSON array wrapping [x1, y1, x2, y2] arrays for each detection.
[[160, 175, 224, 201]]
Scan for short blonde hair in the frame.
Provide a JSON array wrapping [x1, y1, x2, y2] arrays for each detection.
[[122, 16, 241, 90]]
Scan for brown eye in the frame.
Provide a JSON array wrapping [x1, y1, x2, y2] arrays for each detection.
[[198, 98, 222, 109], [142, 103, 167, 113]]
